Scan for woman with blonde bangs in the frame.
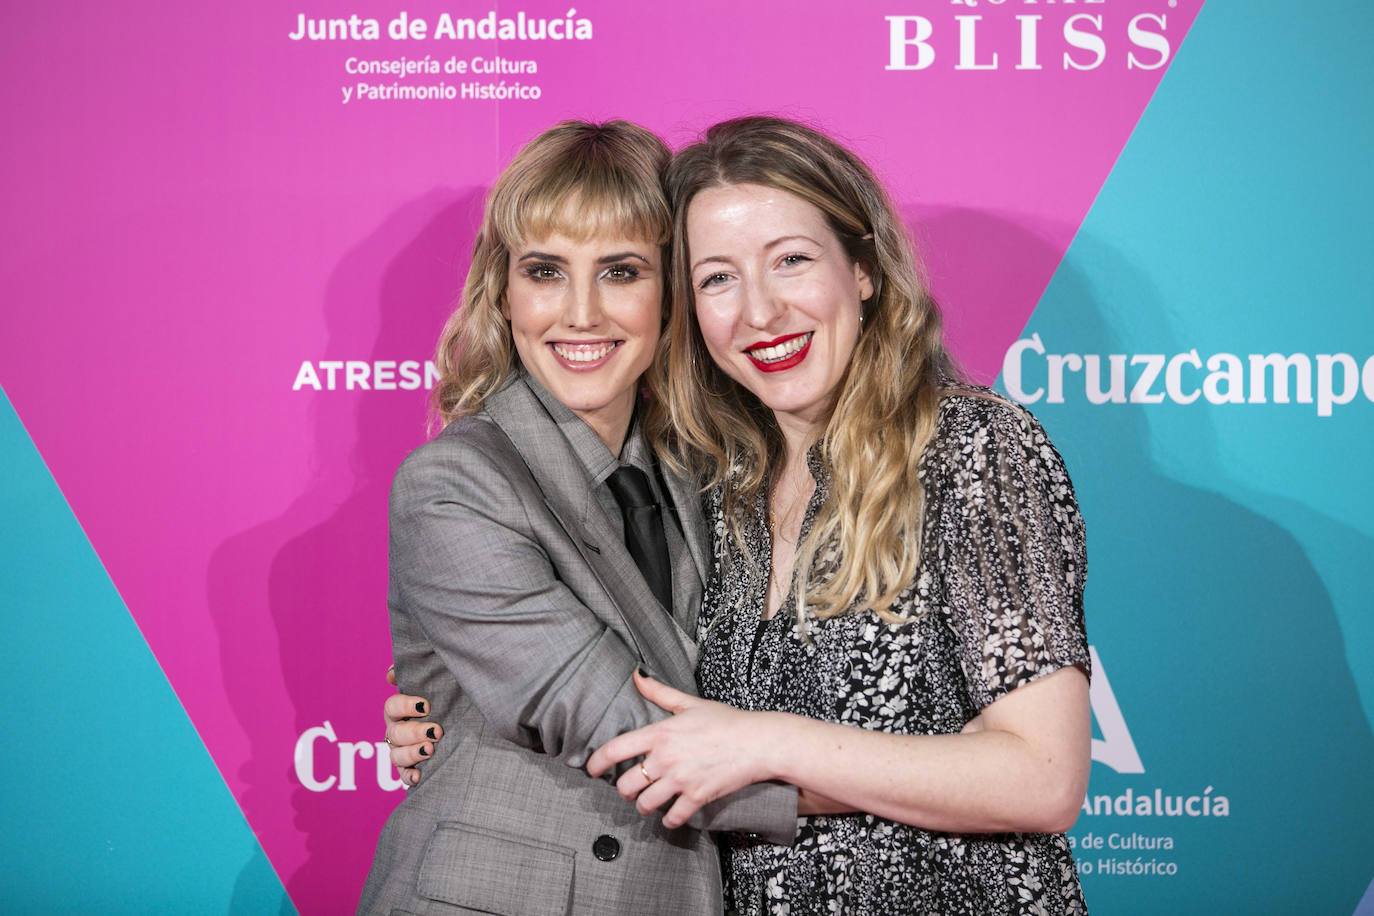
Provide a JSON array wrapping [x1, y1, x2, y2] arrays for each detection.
[[359, 120, 795, 916], [428, 119, 678, 423], [586, 116, 1092, 914]]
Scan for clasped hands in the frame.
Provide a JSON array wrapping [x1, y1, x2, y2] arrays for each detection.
[[382, 666, 790, 825], [587, 669, 781, 829]]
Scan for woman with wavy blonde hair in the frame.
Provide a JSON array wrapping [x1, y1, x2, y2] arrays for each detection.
[[589, 117, 1093, 914], [649, 116, 957, 626]]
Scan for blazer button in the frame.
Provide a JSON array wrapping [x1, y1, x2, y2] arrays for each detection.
[[592, 834, 621, 862]]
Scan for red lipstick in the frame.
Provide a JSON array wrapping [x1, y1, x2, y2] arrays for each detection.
[[744, 332, 812, 373]]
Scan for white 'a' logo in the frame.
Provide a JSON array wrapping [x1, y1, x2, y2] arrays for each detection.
[[1089, 646, 1144, 774]]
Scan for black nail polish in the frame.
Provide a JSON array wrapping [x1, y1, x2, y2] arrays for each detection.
[[415, 701, 426, 714], [426, 727, 437, 740], [419, 746, 429, 757]]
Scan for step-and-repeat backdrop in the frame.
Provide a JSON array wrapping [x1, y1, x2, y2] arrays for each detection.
[[3, 1, 1371, 912]]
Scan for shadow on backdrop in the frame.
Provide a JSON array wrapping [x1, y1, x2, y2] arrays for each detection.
[[209, 189, 485, 915], [995, 214, 1374, 913]]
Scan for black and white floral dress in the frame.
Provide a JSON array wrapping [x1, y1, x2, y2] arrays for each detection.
[[696, 392, 1090, 916]]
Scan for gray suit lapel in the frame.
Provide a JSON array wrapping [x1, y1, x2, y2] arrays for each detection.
[[482, 380, 698, 690]]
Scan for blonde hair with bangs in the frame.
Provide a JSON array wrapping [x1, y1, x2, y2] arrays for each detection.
[[648, 116, 962, 626], [432, 120, 672, 426]]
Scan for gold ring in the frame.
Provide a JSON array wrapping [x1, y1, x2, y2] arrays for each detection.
[[639, 761, 656, 784]]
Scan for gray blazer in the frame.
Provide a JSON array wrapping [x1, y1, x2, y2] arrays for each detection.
[[359, 377, 795, 916]]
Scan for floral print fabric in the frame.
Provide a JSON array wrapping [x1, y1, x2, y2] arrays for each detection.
[[696, 392, 1090, 915]]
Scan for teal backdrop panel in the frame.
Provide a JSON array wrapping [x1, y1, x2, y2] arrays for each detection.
[[1002, 0, 1374, 911], [0, 386, 295, 914]]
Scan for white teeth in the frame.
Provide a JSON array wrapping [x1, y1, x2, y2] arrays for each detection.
[[749, 333, 812, 363], [552, 342, 619, 363]]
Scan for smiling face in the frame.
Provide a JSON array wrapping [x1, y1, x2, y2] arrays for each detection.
[[687, 183, 873, 436], [504, 231, 663, 452]]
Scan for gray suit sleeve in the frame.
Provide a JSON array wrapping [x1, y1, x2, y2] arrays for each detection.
[[690, 782, 797, 845], [390, 438, 650, 767], [391, 435, 797, 845]]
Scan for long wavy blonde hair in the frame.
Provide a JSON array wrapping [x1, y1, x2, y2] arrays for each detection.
[[648, 116, 961, 624], [431, 120, 672, 426]]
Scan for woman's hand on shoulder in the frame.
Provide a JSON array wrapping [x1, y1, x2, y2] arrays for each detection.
[[383, 665, 442, 786]]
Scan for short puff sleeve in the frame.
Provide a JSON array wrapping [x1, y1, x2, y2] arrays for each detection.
[[924, 394, 1090, 712]]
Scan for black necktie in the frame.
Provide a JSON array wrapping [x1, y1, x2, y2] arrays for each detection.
[[605, 465, 673, 613]]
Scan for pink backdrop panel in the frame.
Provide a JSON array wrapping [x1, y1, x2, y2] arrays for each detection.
[[0, 1, 1199, 911]]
